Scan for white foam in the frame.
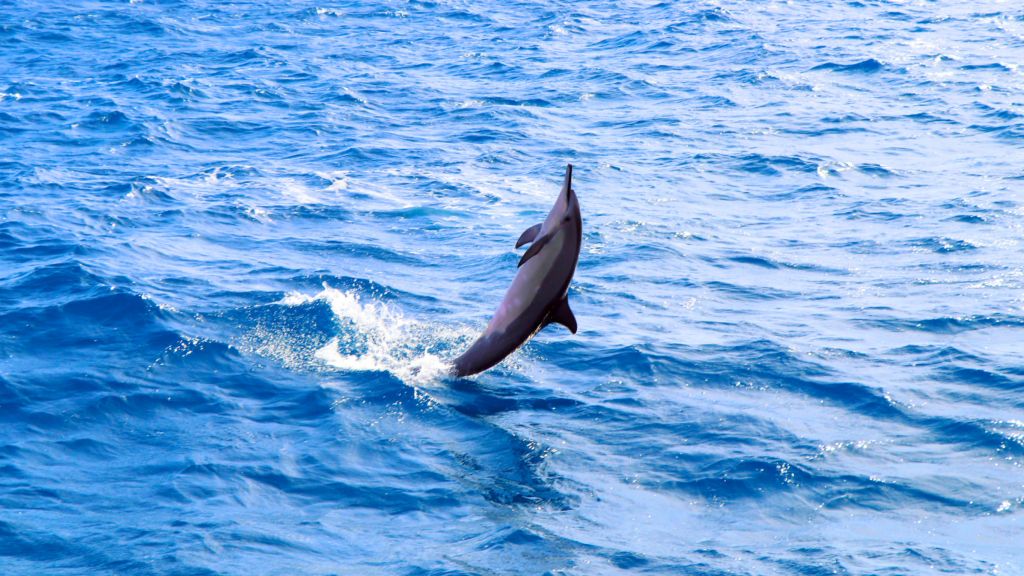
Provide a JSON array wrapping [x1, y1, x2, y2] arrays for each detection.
[[280, 179, 320, 204], [315, 171, 349, 191], [278, 286, 476, 385]]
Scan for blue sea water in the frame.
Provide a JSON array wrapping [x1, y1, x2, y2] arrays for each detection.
[[2, 0, 1023, 573]]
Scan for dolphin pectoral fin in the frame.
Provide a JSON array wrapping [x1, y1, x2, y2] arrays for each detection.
[[515, 223, 542, 248], [518, 233, 551, 268], [548, 298, 577, 334]]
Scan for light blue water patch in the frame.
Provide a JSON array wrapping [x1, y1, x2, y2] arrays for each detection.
[[1, 0, 1023, 574]]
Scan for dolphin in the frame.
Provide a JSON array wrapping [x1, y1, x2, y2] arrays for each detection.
[[452, 164, 582, 377]]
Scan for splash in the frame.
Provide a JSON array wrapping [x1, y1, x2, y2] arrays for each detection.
[[278, 286, 476, 385]]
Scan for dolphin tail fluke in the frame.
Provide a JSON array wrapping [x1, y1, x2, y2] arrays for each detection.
[[548, 298, 577, 334]]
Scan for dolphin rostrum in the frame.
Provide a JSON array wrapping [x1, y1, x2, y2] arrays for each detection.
[[453, 164, 582, 377]]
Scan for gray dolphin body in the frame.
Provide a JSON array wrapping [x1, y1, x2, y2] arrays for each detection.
[[453, 164, 582, 377]]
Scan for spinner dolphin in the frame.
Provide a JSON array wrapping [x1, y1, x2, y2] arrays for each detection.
[[453, 164, 582, 377]]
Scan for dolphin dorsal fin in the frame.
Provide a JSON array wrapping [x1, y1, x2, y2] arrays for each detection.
[[515, 223, 542, 248], [548, 298, 577, 334]]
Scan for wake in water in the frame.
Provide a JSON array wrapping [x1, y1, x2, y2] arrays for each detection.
[[238, 285, 481, 385]]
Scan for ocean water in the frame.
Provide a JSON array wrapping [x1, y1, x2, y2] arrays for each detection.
[[1, 0, 1023, 574]]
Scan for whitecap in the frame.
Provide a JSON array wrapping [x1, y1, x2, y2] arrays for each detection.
[[276, 286, 477, 385]]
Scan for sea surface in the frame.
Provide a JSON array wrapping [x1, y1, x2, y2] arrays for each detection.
[[2, 0, 1023, 574]]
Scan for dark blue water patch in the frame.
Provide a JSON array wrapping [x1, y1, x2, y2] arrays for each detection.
[[645, 39, 679, 53], [108, 74, 160, 98], [295, 239, 422, 266], [935, 367, 1023, 392], [961, 62, 1012, 71], [646, 439, 997, 513], [230, 460, 456, 512], [781, 125, 874, 137], [0, 21, 28, 39], [595, 117, 683, 132], [0, 520, 129, 568], [319, 145, 409, 164], [893, 547, 996, 575], [910, 236, 978, 253], [862, 315, 1024, 334], [816, 478, 982, 514], [966, 120, 1019, 135], [167, 81, 207, 102], [852, 163, 898, 178], [690, 152, 820, 176], [704, 281, 800, 301], [121, 16, 171, 37], [609, 551, 649, 569], [993, 124, 1024, 140], [272, 69, 320, 85], [0, 289, 179, 367], [813, 347, 872, 361], [811, 59, 885, 73], [148, 332, 250, 375], [1, 358, 227, 431], [770, 184, 842, 201], [77, 110, 143, 133], [0, 114, 28, 137], [836, 208, 908, 221], [0, 374, 28, 412], [460, 127, 528, 143], [0, 224, 84, 265], [881, 11, 912, 21], [972, 102, 1023, 123], [647, 456, 812, 501], [588, 30, 656, 51], [222, 47, 271, 65], [917, 14, 955, 24], [901, 111, 959, 124], [538, 67, 573, 79], [322, 89, 368, 106], [694, 94, 737, 109], [54, 437, 120, 461], [475, 96, 553, 109], [435, 6, 495, 24], [728, 256, 778, 269], [925, 415, 1024, 457], [915, 261, 994, 275], [397, 394, 582, 512], [0, 262, 107, 307], [583, 340, 915, 423], [943, 214, 987, 224], [886, 345, 986, 366], [666, 7, 736, 31], [988, 109, 1023, 122], [177, 116, 272, 139], [446, 384, 579, 419]]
